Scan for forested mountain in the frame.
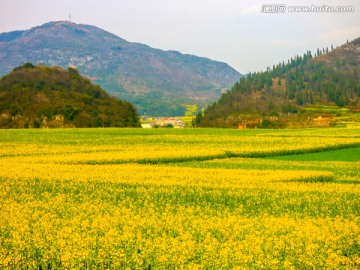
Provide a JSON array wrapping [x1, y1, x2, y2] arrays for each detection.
[[0, 63, 140, 128], [197, 38, 360, 128], [0, 21, 241, 116]]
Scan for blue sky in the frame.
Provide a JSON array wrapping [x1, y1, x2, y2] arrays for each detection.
[[0, 0, 359, 74]]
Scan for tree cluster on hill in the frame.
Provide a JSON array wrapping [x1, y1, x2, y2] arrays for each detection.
[[198, 38, 360, 128], [0, 63, 140, 128]]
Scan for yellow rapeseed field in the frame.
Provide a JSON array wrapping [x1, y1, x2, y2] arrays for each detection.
[[0, 128, 359, 269]]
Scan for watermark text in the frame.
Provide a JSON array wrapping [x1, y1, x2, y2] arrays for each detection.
[[261, 4, 355, 13]]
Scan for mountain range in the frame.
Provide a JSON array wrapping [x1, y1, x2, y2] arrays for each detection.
[[0, 21, 241, 116]]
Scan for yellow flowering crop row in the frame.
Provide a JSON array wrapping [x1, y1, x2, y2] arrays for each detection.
[[1, 135, 359, 165], [0, 160, 340, 191]]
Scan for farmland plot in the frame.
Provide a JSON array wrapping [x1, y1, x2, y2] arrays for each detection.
[[0, 128, 359, 269]]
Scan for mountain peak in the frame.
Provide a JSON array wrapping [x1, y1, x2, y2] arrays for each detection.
[[0, 21, 241, 116]]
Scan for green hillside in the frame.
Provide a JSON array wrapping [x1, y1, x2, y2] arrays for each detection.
[[0, 63, 140, 128], [198, 38, 360, 128]]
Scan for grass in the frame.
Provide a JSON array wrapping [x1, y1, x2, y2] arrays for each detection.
[[269, 146, 360, 162]]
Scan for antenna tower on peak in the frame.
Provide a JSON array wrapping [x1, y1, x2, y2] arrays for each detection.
[[68, 13, 72, 23]]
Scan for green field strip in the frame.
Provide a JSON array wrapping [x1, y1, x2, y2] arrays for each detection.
[[269, 147, 360, 162]]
